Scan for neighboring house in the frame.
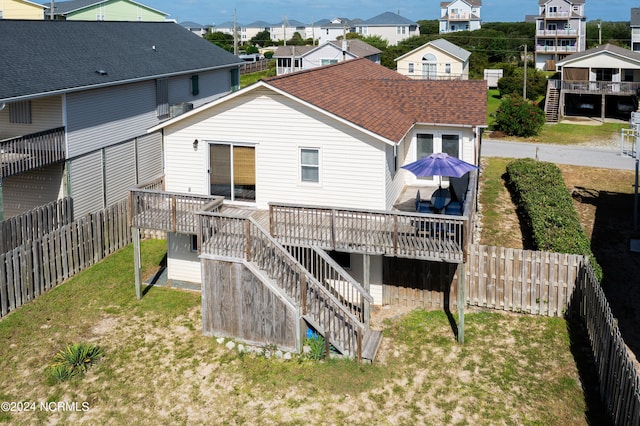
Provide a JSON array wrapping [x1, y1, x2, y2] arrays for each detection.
[[0, 20, 242, 220], [545, 44, 640, 122], [356, 11, 419, 46], [242, 20, 271, 43], [632, 8, 640, 52], [274, 39, 381, 75], [534, 0, 586, 71], [43, 0, 168, 21], [395, 38, 471, 80], [318, 17, 357, 45], [181, 21, 209, 37], [1, 0, 46, 19], [132, 58, 486, 358], [269, 18, 307, 42], [305, 18, 330, 42], [273, 45, 315, 75], [439, 0, 482, 33]]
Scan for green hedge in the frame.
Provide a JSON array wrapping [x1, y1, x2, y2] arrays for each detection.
[[506, 158, 602, 280]]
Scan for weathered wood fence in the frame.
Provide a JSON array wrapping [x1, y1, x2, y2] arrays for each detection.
[[466, 245, 583, 317], [570, 263, 640, 425], [0, 199, 131, 319], [0, 197, 73, 254], [239, 59, 271, 75]]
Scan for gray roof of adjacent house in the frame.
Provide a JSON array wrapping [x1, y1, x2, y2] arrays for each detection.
[[394, 38, 471, 62], [362, 11, 417, 26], [441, 0, 482, 7], [181, 21, 205, 29], [245, 20, 271, 28], [327, 39, 382, 57], [0, 20, 242, 102], [556, 43, 640, 67], [273, 45, 315, 57], [43, 0, 167, 16], [322, 18, 356, 28], [632, 8, 640, 27], [271, 19, 306, 27], [538, 0, 583, 4]]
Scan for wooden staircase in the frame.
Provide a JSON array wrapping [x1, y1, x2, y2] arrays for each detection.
[[545, 81, 560, 123], [200, 213, 383, 362]]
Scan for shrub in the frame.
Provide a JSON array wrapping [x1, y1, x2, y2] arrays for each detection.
[[505, 159, 602, 280], [304, 334, 326, 360], [492, 95, 545, 137], [47, 343, 104, 383]]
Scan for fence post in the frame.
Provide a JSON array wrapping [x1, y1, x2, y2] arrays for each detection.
[[133, 228, 142, 300], [458, 262, 466, 344]]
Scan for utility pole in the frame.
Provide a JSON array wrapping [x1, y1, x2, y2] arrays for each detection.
[[50, 0, 54, 19], [233, 8, 238, 56], [598, 19, 602, 45], [523, 44, 527, 100]]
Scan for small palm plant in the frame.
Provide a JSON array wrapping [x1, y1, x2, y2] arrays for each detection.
[[47, 343, 104, 383]]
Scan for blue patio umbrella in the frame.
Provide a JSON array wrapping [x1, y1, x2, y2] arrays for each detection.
[[401, 152, 478, 178]]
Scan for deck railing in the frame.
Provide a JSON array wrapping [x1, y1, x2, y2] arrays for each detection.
[[268, 204, 469, 263], [129, 178, 224, 234], [560, 80, 640, 95], [0, 127, 66, 178], [198, 212, 366, 359]]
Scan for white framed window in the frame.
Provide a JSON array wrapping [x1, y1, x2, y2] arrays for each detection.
[[408, 63, 414, 73], [96, 14, 105, 20], [300, 147, 320, 183], [321, 59, 338, 66], [396, 26, 406, 35], [445, 63, 451, 74]]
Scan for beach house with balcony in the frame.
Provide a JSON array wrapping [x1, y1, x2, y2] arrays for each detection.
[[130, 59, 486, 360], [0, 20, 241, 220], [439, 0, 481, 34], [534, 0, 586, 71]]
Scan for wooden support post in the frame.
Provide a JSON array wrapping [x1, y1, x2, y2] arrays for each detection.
[[457, 262, 466, 344], [324, 330, 331, 359], [133, 228, 142, 300], [245, 220, 251, 261], [0, 176, 4, 222], [363, 254, 370, 327], [300, 272, 307, 315]]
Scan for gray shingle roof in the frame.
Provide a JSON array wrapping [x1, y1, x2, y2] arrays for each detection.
[[362, 11, 417, 26], [428, 39, 471, 61], [0, 20, 243, 101], [556, 43, 640, 67]]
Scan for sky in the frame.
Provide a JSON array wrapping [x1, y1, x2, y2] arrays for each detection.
[[149, 0, 635, 26]]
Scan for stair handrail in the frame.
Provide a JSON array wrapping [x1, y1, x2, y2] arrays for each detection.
[[198, 212, 366, 358], [288, 244, 372, 326]]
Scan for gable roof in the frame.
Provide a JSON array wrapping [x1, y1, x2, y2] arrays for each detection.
[[556, 43, 640, 67], [273, 45, 315, 58], [441, 0, 482, 7], [538, 0, 583, 4], [0, 20, 242, 102], [395, 38, 471, 62], [44, 0, 167, 16], [150, 59, 486, 143], [20, 0, 47, 9], [263, 59, 485, 141], [327, 39, 382, 57], [362, 11, 417, 26]]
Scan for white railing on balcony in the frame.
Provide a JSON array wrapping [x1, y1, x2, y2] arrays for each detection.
[[536, 29, 577, 36], [560, 80, 640, 95], [0, 127, 66, 178], [535, 45, 577, 53], [545, 11, 571, 18]]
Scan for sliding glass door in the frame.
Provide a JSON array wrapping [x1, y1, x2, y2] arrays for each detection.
[[209, 143, 255, 202]]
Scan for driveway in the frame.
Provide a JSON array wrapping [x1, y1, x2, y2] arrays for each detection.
[[481, 139, 637, 171]]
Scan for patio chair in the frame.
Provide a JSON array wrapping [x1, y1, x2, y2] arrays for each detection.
[[415, 190, 434, 214]]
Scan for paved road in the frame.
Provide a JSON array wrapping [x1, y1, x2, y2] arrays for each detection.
[[481, 139, 637, 171]]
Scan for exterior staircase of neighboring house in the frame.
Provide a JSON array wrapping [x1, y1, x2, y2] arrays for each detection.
[[545, 80, 561, 123]]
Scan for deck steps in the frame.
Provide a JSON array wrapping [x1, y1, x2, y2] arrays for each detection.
[[362, 329, 383, 363], [545, 84, 560, 123]]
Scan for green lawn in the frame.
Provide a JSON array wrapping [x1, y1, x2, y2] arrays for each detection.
[[0, 239, 593, 424]]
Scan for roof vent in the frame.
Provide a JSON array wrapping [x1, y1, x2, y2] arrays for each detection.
[[95, 69, 108, 76]]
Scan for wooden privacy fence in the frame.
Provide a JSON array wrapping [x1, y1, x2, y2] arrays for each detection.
[[0, 199, 131, 319], [466, 245, 583, 317], [570, 263, 640, 425], [0, 197, 73, 254]]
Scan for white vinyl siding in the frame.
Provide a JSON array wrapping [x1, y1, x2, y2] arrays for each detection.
[[104, 141, 136, 206], [167, 233, 201, 283], [2, 164, 64, 218], [68, 151, 104, 217], [163, 88, 389, 211], [66, 81, 157, 158], [136, 131, 163, 183], [0, 96, 63, 140]]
